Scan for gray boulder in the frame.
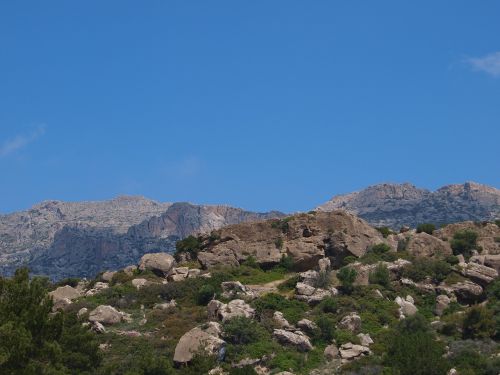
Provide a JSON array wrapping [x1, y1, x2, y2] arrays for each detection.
[[88, 305, 132, 325], [138, 253, 175, 276], [273, 329, 313, 351]]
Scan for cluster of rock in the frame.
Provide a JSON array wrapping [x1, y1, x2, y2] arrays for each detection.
[[295, 268, 339, 304]]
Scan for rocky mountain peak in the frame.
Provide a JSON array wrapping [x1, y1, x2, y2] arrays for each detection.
[[317, 182, 500, 229]]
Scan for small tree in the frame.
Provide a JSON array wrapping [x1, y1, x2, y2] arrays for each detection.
[[450, 230, 478, 258], [376, 227, 392, 238], [369, 264, 391, 288], [385, 314, 448, 375], [416, 223, 436, 235], [462, 305, 495, 339], [337, 267, 357, 294]]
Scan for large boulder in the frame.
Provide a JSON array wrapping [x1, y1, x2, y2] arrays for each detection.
[[395, 296, 417, 319], [221, 281, 256, 300], [339, 342, 371, 363], [435, 295, 451, 316], [138, 253, 175, 276], [438, 281, 483, 303], [88, 305, 132, 325], [337, 313, 362, 332], [405, 232, 452, 258], [273, 329, 313, 351], [295, 282, 338, 305], [207, 299, 255, 322], [470, 254, 500, 273], [49, 285, 81, 303], [458, 262, 498, 285], [174, 323, 225, 364], [436, 222, 500, 255]]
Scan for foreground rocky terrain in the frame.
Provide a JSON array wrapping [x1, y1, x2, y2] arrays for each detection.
[[8, 209, 498, 374], [0, 197, 282, 279], [317, 182, 500, 229]]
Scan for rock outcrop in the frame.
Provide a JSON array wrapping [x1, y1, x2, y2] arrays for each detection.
[[88, 305, 132, 325], [138, 253, 176, 276], [207, 299, 255, 322], [272, 329, 313, 351], [317, 182, 500, 229], [173, 322, 225, 364], [196, 211, 385, 270]]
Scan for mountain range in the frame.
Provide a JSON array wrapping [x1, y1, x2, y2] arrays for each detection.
[[1, 181, 499, 280]]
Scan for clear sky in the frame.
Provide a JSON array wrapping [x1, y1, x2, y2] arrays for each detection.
[[1, 1, 499, 214]]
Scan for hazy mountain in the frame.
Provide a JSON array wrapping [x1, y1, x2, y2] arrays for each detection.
[[317, 182, 500, 229], [0, 197, 283, 279]]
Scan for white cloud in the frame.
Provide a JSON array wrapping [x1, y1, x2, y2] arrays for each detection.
[[467, 51, 500, 77], [0, 124, 46, 157]]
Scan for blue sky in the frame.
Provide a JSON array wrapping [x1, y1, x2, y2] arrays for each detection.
[[1, 1, 499, 214]]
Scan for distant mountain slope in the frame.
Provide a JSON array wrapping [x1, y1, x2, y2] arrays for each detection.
[[316, 182, 500, 229], [0, 198, 283, 279]]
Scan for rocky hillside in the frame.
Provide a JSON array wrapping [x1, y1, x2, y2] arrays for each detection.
[[0, 197, 283, 279], [33, 210, 500, 375], [317, 182, 500, 229]]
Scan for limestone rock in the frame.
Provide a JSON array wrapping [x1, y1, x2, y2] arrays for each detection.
[[221, 281, 256, 300], [88, 305, 132, 325], [395, 296, 417, 318], [154, 300, 177, 310], [324, 344, 340, 361], [131, 278, 148, 290], [173, 324, 225, 364], [337, 313, 362, 332], [339, 342, 371, 362], [459, 262, 498, 285], [295, 283, 338, 305], [273, 329, 313, 351], [101, 271, 116, 282], [405, 232, 452, 258], [49, 285, 81, 303], [438, 281, 483, 303], [138, 253, 175, 276], [435, 295, 451, 316], [357, 333, 374, 346], [297, 319, 318, 333], [273, 311, 293, 330], [207, 299, 255, 322]]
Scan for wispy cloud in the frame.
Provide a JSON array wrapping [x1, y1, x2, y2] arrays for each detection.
[[162, 156, 203, 179], [0, 124, 46, 157], [467, 51, 500, 77]]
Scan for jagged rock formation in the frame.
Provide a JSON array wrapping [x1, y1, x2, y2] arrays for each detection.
[[317, 182, 500, 229], [0, 197, 283, 279]]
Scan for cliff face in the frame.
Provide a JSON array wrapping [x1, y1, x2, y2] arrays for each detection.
[[317, 182, 500, 229], [0, 198, 283, 280]]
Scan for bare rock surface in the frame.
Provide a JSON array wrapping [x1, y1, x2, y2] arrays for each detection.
[[317, 182, 500, 229], [88, 305, 132, 325], [197, 211, 384, 270], [173, 322, 225, 364], [273, 329, 313, 351]]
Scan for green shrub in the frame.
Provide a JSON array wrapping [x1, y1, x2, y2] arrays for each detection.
[[342, 255, 357, 265], [376, 227, 392, 238], [175, 235, 202, 259], [271, 218, 290, 234], [450, 230, 479, 258], [384, 314, 448, 375], [318, 297, 338, 314], [337, 267, 357, 294], [369, 264, 391, 288], [495, 219, 500, 227], [462, 305, 495, 339], [53, 277, 80, 288], [196, 285, 215, 305], [401, 258, 451, 283], [223, 317, 267, 345], [252, 293, 307, 324], [416, 223, 436, 234], [315, 315, 336, 342], [444, 255, 460, 265], [242, 256, 260, 269], [229, 366, 258, 375], [277, 254, 294, 271]]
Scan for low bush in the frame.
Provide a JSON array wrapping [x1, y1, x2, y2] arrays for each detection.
[[252, 293, 307, 324], [401, 258, 451, 283], [462, 305, 495, 339], [376, 227, 392, 238], [450, 230, 479, 258], [337, 267, 357, 294], [196, 285, 215, 305], [175, 235, 202, 259], [416, 223, 436, 235], [369, 264, 391, 288]]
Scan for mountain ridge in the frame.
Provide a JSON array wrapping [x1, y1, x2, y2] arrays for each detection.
[[317, 181, 500, 229]]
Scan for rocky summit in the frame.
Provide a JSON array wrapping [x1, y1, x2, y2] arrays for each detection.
[[0, 197, 283, 280], [317, 182, 500, 229]]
